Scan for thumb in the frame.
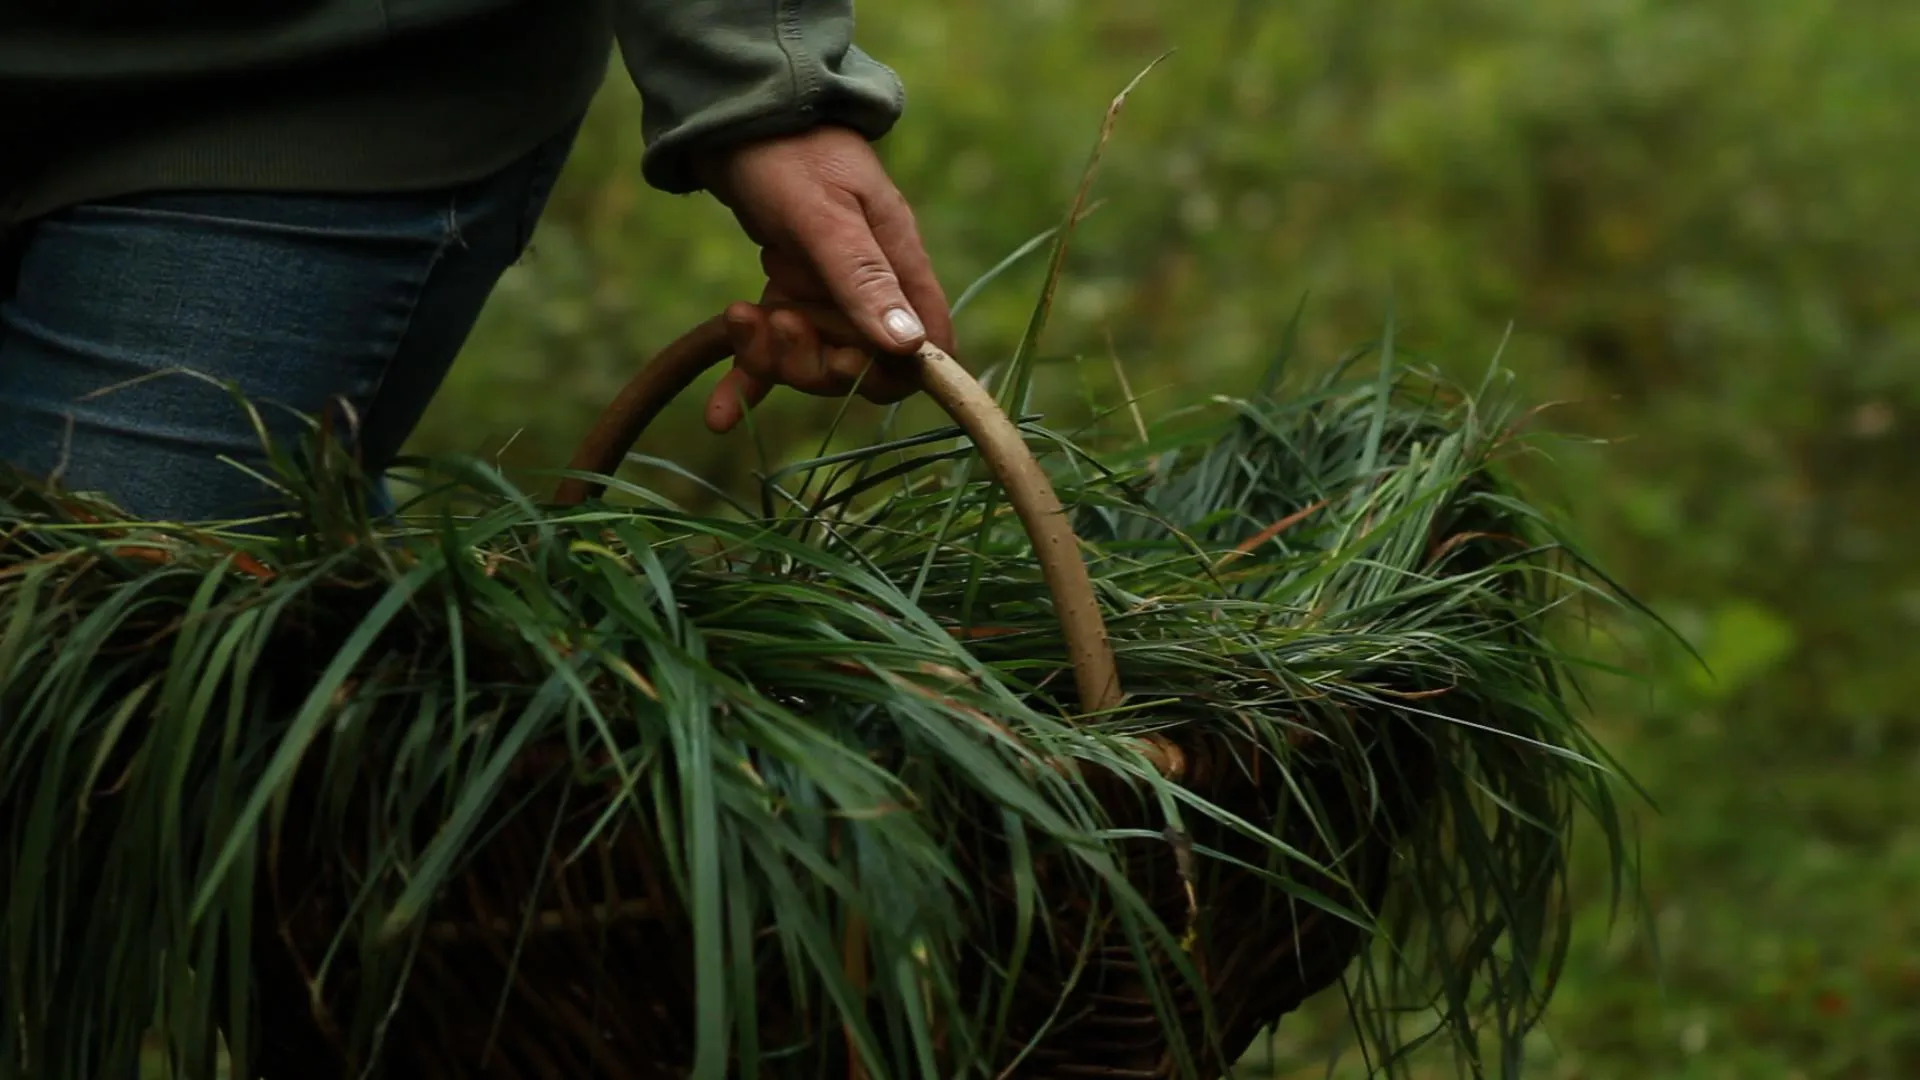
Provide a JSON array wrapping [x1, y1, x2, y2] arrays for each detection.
[[789, 205, 926, 354]]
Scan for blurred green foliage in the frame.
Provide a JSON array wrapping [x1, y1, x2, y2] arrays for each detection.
[[408, 0, 1920, 1075]]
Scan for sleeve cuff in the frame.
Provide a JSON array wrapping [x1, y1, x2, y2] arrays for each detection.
[[614, 5, 906, 195]]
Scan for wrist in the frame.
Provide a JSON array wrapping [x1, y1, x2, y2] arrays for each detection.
[[694, 123, 869, 196]]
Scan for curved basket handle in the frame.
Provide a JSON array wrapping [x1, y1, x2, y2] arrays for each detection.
[[552, 308, 1123, 715]]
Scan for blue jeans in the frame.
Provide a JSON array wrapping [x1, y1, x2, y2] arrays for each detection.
[[0, 123, 579, 524]]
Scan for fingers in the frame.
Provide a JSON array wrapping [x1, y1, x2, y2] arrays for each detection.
[[756, 306, 916, 405], [758, 253, 920, 402], [704, 365, 769, 434], [706, 301, 917, 433], [705, 303, 775, 433], [784, 195, 931, 355], [765, 205, 955, 362]]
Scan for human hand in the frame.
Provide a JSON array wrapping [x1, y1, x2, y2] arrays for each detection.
[[697, 125, 955, 433]]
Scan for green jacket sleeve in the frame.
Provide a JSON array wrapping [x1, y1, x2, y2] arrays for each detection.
[[612, 0, 906, 195]]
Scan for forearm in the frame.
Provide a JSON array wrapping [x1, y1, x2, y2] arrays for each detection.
[[612, 0, 905, 194]]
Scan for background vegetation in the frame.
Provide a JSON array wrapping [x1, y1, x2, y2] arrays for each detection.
[[407, 0, 1920, 1075]]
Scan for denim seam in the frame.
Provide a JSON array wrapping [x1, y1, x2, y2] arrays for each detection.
[[350, 193, 458, 440], [511, 122, 578, 257]]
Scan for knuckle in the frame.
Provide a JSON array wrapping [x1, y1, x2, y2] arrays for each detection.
[[887, 191, 920, 231], [827, 346, 869, 378], [733, 345, 776, 380], [782, 360, 830, 394], [846, 255, 899, 296], [860, 180, 909, 215]]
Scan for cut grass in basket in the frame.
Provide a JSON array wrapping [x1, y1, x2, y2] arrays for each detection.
[[1, 317, 1642, 1080]]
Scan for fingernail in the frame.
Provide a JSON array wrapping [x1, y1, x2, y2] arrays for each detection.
[[882, 307, 924, 346]]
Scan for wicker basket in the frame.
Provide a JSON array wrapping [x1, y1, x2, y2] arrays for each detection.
[[244, 309, 1435, 1080]]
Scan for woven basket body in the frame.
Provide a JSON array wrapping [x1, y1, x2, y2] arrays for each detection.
[[248, 722, 1433, 1080], [238, 312, 1440, 1080], [952, 727, 1433, 1078]]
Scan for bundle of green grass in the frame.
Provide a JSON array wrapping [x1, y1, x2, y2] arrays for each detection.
[[0, 324, 1637, 1080]]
